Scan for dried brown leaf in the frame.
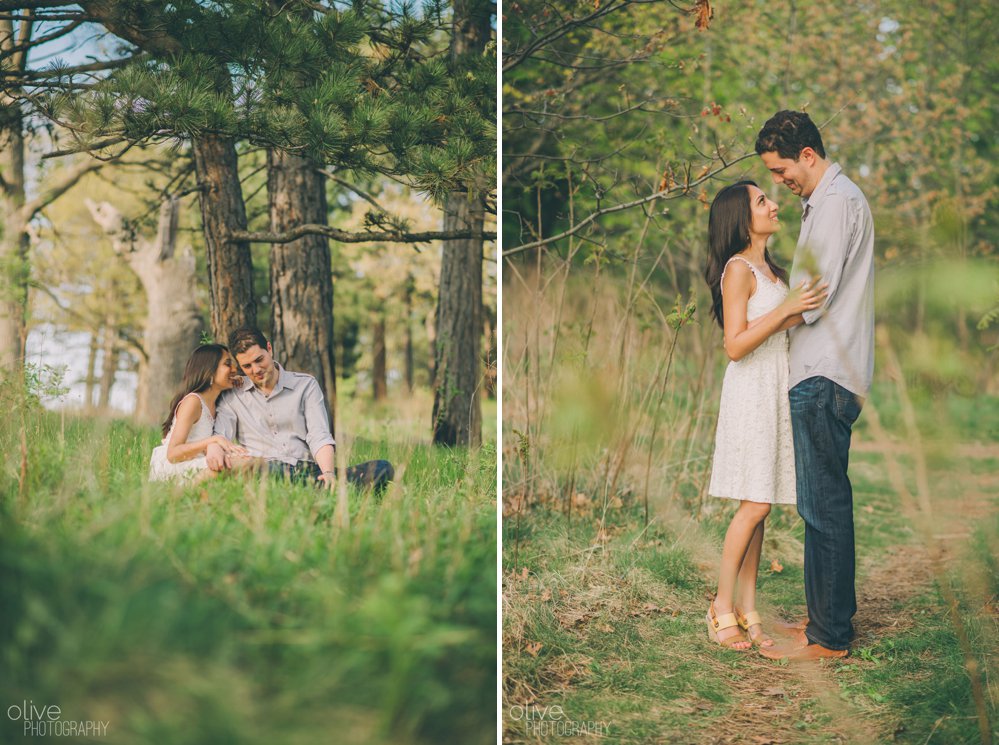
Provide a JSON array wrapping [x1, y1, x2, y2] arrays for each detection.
[[693, 0, 712, 31]]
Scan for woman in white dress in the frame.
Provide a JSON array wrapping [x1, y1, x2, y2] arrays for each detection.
[[149, 344, 249, 483], [702, 181, 828, 650]]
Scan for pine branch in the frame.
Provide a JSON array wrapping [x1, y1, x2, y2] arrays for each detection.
[[77, 1, 182, 56], [1, 53, 144, 80], [0, 1, 71, 10], [231, 224, 497, 244], [41, 136, 129, 159], [0, 12, 87, 21]]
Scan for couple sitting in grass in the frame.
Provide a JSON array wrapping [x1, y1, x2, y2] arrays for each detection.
[[149, 326, 393, 491]]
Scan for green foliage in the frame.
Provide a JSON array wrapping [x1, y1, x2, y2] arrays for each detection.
[[0, 407, 496, 745], [44, 0, 496, 206]]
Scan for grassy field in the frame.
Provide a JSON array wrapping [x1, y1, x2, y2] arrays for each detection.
[[502, 394, 998, 743], [502, 269, 998, 744], [0, 386, 497, 745]]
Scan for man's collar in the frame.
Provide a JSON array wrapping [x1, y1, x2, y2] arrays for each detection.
[[272, 364, 290, 394], [801, 162, 841, 213], [248, 363, 288, 396]]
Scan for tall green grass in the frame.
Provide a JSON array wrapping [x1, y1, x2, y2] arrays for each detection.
[[502, 261, 997, 744], [0, 390, 496, 745]]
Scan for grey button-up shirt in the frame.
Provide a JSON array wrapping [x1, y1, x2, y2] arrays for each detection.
[[789, 162, 875, 396], [213, 365, 335, 465]]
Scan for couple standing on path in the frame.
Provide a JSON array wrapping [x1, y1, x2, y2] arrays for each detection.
[[149, 327, 393, 491], [704, 111, 875, 661]]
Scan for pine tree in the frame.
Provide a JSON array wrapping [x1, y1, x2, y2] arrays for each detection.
[[432, 0, 493, 446]]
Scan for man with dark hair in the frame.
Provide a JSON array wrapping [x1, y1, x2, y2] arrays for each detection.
[[754, 111, 875, 661], [206, 327, 393, 491]]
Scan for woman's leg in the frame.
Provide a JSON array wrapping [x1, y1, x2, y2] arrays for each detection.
[[714, 500, 771, 647], [737, 521, 765, 611], [736, 520, 774, 646]]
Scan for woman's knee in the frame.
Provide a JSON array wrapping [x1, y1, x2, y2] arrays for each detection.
[[739, 500, 771, 522]]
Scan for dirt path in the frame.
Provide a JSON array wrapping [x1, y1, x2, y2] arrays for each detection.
[[699, 462, 992, 745]]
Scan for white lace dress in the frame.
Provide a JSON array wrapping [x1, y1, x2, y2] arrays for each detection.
[[148, 393, 214, 482], [707, 255, 796, 505]]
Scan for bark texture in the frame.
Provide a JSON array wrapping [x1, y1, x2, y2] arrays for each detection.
[[372, 314, 387, 401], [0, 17, 29, 370], [267, 149, 337, 431], [192, 134, 256, 342], [431, 0, 491, 446], [85, 197, 202, 424], [432, 195, 484, 446]]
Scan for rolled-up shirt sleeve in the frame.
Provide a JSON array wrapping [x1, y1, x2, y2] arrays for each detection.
[[302, 378, 336, 459], [213, 393, 238, 441], [800, 194, 856, 326]]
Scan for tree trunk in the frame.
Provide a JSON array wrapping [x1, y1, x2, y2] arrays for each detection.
[[85, 330, 99, 409], [432, 0, 490, 446], [98, 322, 116, 409], [404, 274, 415, 392], [0, 19, 29, 371], [433, 195, 484, 446], [484, 310, 496, 399], [425, 311, 436, 386], [191, 134, 256, 343], [267, 149, 337, 433], [372, 314, 387, 401], [85, 197, 203, 424]]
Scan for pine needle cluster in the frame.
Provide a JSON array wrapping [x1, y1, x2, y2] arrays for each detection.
[[43, 0, 495, 204]]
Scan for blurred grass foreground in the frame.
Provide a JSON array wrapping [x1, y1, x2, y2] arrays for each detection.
[[0, 383, 497, 745]]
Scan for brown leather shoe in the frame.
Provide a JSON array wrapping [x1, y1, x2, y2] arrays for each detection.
[[759, 639, 848, 661], [773, 616, 810, 635]]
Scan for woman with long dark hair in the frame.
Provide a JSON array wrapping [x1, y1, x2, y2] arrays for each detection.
[[702, 181, 827, 650], [149, 344, 249, 482]]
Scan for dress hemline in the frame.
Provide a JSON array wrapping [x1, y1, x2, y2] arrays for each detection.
[[709, 492, 796, 506]]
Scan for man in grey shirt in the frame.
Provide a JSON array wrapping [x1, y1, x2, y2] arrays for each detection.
[[755, 111, 875, 661], [206, 327, 393, 491]]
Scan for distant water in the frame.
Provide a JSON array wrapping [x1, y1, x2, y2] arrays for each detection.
[[26, 324, 138, 414]]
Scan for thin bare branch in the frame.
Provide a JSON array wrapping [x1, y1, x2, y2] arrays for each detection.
[[0, 16, 82, 58], [503, 0, 630, 73], [231, 225, 497, 245], [31, 281, 147, 360], [41, 136, 129, 159], [504, 100, 668, 123], [317, 168, 392, 215], [502, 152, 756, 257], [18, 156, 106, 222], [0, 1, 70, 10]]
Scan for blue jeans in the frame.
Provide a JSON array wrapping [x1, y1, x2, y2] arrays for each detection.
[[789, 376, 862, 650], [267, 459, 395, 493]]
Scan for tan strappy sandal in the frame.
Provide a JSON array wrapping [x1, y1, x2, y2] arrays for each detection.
[[706, 602, 751, 651], [735, 608, 775, 648]]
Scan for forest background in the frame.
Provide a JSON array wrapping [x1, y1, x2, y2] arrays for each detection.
[[502, 1, 997, 743], [1, 2, 497, 744]]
